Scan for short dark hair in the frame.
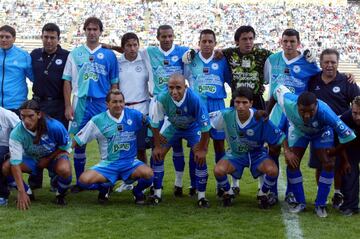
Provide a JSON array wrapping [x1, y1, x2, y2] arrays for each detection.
[[352, 96, 360, 107], [234, 26, 255, 42], [200, 29, 216, 42], [282, 28, 300, 42], [121, 32, 139, 48], [232, 87, 253, 101], [157, 25, 173, 37], [83, 17, 103, 32], [106, 89, 124, 103], [42, 23, 60, 38], [0, 25, 16, 37], [297, 91, 317, 106], [320, 48, 340, 62]]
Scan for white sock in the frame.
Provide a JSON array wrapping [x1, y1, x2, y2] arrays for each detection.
[[154, 189, 162, 198], [228, 188, 234, 195], [334, 189, 341, 194], [174, 171, 184, 187], [258, 189, 266, 196], [198, 191, 205, 200], [258, 175, 264, 189], [232, 177, 239, 188]]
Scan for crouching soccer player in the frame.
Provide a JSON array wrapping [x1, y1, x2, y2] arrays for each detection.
[[2, 100, 72, 210], [268, 85, 356, 217], [150, 74, 211, 207], [73, 89, 153, 204], [211, 87, 285, 208]]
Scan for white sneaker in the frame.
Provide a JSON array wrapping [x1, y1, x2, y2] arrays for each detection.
[[115, 183, 134, 193]]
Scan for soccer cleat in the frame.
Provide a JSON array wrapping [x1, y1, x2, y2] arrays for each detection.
[[197, 198, 210, 208], [285, 192, 298, 207], [173, 186, 183, 197], [55, 194, 67, 206], [257, 194, 270, 209], [289, 203, 306, 213], [222, 194, 233, 207], [98, 188, 110, 204], [332, 192, 344, 209], [189, 187, 196, 197], [216, 188, 225, 198], [314, 206, 328, 218], [267, 192, 278, 206], [147, 195, 162, 206], [70, 184, 84, 194], [340, 208, 359, 217], [232, 186, 240, 195], [115, 183, 134, 193], [0, 197, 8, 206], [133, 190, 147, 205]]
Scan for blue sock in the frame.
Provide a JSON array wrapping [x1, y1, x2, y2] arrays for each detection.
[[57, 175, 72, 194], [189, 151, 196, 189], [315, 170, 334, 207], [133, 177, 153, 198], [215, 175, 230, 192], [286, 167, 292, 196], [74, 146, 86, 183], [261, 174, 277, 194], [215, 151, 225, 164], [287, 168, 306, 204], [195, 162, 208, 193], [269, 155, 279, 196], [7, 176, 29, 193], [151, 156, 164, 189], [99, 182, 113, 195], [172, 143, 185, 172]]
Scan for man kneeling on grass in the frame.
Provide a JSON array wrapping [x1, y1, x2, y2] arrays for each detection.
[[73, 89, 153, 205], [211, 87, 285, 208]]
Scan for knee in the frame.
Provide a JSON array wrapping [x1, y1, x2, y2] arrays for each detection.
[[266, 164, 279, 177], [79, 174, 90, 184], [143, 167, 154, 179], [322, 157, 335, 171], [56, 164, 71, 178], [214, 165, 226, 178], [2, 160, 11, 176]]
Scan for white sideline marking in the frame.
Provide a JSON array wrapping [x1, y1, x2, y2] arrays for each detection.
[[278, 168, 304, 239]]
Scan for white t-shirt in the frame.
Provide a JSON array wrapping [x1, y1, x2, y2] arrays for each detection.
[[0, 107, 20, 147]]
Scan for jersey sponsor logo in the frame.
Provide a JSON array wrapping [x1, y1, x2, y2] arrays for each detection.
[[332, 86, 340, 93], [55, 59, 63, 65], [97, 53, 104, 59], [241, 58, 251, 68], [211, 63, 219, 70], [171, 55, 179, 62], [113, 143, 131, 152], [237, 144, 249, 153], [246, 129, 254, 136], [198, 85, 216, 93], [135, 66, 142, 72], [293, 65, 301, 73], [203, 67, 209, 74], [158, 77, 168, 86]]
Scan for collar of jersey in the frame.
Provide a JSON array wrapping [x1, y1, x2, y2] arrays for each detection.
[[199, 51, 214, 64], [119, 53, 142, 63], [235, 108, 254, 129], [281, 51, 303, 65], [22, 122, 36, 136], [106, 110, 124, 123], [158, 45, 175, 56], [84, 44, 102, 54], [171, 88, 187, 107]]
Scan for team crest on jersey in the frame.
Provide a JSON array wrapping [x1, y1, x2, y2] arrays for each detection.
[[55, 59, 63, 65], [71, 122, 77, 128], [201, 114, 206, 119], [293, 65, 301, 73], [211, 63, 219, 70], [135, 66, 142, 72], [97, 53, 104, 59], [171, 55, 179, 62], [246, 129, 254, 136], [13, 60, 18, 65], [127, 119, 132, 125], [312, 121, 319, 127], [332, 86, 340, 93], [321, 130, 331, 138]]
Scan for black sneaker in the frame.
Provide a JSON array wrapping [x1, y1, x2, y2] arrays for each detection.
[[174, 186, 183, 197], [222, 194, 233, 207], [285, 192, 297, 207], [197, 198, 210, 208], [147, 195, 162, 205], [133, 190, 147, 205], [332, 192, 344, 209], [70, 185, 84, 194], [98, 189, 110, 204], [189, 187, 196, 197], [340, 208, 359, 216], [216, 188, 225, 198], [232, 186, 240, 195], [257, 194, 270, 209], [55, 194, 67, 206], [267, 192, 278, 206], [27, 191, 35, 201]]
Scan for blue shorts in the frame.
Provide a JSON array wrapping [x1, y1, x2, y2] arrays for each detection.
[[22, 153, 70, 175], [70, 97, 106, 134], [160, 119, 200, 148], [308, 135, 339, 169], [91, 159, 144, 184], [288, 125, 334, 149], [223, 148, 269, 179], [206, 98, 225, 140], [0, 146, 9, 163]]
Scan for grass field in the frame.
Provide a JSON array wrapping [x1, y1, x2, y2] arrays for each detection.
[[1, 139, 359, 239]]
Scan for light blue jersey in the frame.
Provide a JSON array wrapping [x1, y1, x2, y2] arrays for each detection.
[[9, 118, 71, 165], [273, 85, 356, 144], [185, 53, 231, 102], [150, 88, 211, 133], [75, 109, 146, 164], [146, 45, 188, 95], [62, 45, 119, 98], [210, 108, 285, 157]]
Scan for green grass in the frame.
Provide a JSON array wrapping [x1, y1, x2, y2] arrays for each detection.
[[1, 140, 359, 239]]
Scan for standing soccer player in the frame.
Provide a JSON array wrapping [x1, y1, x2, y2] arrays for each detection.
[[184, 29, 231, 197], [63, 17, 119, 192], [150, 74, 211, 207], [211, 87, 285, 208], [73, 89, 153, 204], [269, 85, 356, 217]]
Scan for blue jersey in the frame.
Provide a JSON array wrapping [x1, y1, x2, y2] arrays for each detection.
[[146, 45, 188, 95], [185, 53, 231, 101], [274, 85, 356, 143], [75, 109, 146, 163], [210, 108, 285, 156], [265, 51, 320, 96], [150, 88, 211, 132], [9, 118, 71, 165], [62, 45, 119, 98]]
